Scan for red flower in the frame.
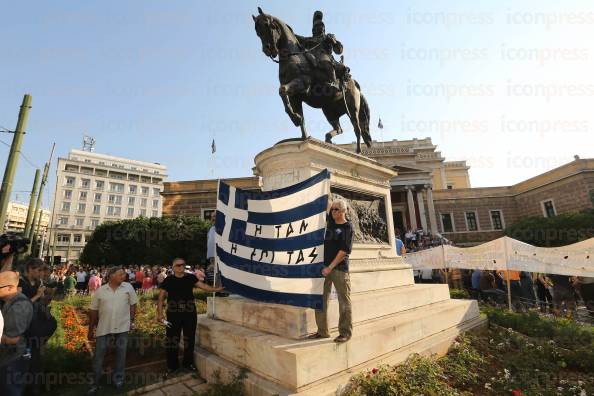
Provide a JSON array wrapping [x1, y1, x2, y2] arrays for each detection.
[[371, 368, 378, 374], [512, 390, 523, 396]]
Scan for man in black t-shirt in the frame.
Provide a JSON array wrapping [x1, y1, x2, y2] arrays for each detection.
[[157, 258, 223, 376], [309, 199, 353, 343]]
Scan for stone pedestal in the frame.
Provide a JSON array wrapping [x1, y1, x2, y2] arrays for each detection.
[[196, 138, 484, 395]]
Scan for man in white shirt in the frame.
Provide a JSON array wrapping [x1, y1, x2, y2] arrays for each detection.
[[87, 266, 138, 394], [76, 268, 87, 293]]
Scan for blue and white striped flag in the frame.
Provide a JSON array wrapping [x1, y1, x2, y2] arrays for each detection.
[[215, 169, 330, 309]]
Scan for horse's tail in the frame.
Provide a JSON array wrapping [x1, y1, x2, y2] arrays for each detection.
[[356, 81, 372, 147]]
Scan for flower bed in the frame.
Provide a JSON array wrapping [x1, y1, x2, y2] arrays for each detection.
[[61, 304, 91, 353], [341, 309, 594, 396]]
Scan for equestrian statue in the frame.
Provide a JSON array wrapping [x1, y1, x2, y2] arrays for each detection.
[[252, 8, 372, 153]]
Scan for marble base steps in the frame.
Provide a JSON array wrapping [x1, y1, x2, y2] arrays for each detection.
[[197, 299, 480, 391], [195, 312, 487, 396], [207, 283, 451, 339]]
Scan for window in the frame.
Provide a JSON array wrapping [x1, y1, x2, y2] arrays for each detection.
[[93, 205, 101, 215], [77, 203, 86, 213], [79, 191, 87, 201], [107, 206, 115, 215], [542, 200, 556, 218], [129, 185, 137, 194], [447, 185, 453, 190], [57, 234, 70, 243], [62, 202, 71, 212], [114, 207, 122, 216], [140, 209, 147, 217], [58, 216, 68, 225], [153, 188, 160, 196], [65, 176, 75, 187], [127, 208, 134, 217], [109, 182, 124, 193], [94, 193, 102, 202], [95, 180, 104, 190], [440, 213, 454, 233], [108, 194, 116, 203], [141, 198, 147, 207], [81, 178, 90, 189], [115, 195, 122, 205], [151, 210, 158, 217], [63, 190, 72, 199], [91, 219, 99, 228], [128, 197, 135, 206], [75, 218, 84, 226], [490, 210, 504, 230], [465, 211, 479, 231], [141, 186, 149, 196], [152, 199, 159, 208], [73, 234, 82, 243]]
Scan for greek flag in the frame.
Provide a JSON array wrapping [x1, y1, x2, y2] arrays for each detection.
[[215, 169, 330, 309]]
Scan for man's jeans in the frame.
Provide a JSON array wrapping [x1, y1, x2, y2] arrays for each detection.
[[93, 332, 128, 386], [0, 356, 30, 396], [315, 269, 352, 338]]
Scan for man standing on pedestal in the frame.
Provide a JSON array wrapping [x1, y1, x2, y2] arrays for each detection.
[[309, 199, 353, 343]]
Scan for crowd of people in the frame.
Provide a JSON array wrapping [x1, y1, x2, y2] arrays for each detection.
[[411, 265, 594, 319]]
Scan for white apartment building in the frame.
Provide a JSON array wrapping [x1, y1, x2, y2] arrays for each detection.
[[5, 202, 50, 233], [49, 149, 167, 262]]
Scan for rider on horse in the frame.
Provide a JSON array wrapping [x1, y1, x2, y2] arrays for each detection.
[[297, 11, 350, 91]]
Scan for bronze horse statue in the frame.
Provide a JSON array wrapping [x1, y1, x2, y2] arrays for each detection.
[[252, 8, 372, 153]]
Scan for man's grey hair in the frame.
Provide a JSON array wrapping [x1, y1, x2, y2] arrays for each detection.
[[333, 199, 347, 212], [106, 266, 123, 281]]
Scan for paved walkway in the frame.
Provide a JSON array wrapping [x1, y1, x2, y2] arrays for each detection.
[[127, 373, 209, 396]]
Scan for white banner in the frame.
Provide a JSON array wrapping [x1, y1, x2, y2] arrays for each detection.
[[402, 236, 594, 277]]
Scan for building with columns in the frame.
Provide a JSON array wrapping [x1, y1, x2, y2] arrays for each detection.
[[161, 139, 594, 247]]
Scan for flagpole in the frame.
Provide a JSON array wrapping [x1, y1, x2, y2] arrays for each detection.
[[211, 138, 218, 319]]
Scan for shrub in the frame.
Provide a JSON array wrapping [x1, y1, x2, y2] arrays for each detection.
[[341, 355, 463, 396], [505, 209, 594, 247], [196, 369, 247, 396]]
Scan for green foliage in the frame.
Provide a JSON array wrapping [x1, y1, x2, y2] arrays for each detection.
[[341, 355, 464, 396], [80, 215, 211, 267], [505, 209, 594, 247], [449, 288, 470, 299], [441, 335, 485, 388], [196, 369, 247, 396]]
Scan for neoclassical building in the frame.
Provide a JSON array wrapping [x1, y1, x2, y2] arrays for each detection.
[[162, 138, 594, 246]]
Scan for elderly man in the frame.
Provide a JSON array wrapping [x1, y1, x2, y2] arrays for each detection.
[[309, 199, 354, 343], [0, 270, 34, 396], [157, 258, 222, 377], [87, 267, 138, 395]]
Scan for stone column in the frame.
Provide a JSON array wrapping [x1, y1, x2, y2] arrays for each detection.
[[406, 186, 417, 230], [425, 185, 438, 235], [416, 189, 428, 231]]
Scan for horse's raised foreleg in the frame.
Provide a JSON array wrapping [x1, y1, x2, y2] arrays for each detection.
[[325, 119, 342, 144]]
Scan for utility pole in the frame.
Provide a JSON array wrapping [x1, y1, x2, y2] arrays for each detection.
[[23, 169, 41, 237], [0, 94, 32, 232], [28, 144, 55, 253]]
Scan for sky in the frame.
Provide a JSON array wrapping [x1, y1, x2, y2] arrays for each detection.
[[2, 1, 594, 209]]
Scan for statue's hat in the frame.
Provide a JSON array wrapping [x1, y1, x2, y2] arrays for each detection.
[[313, 10, 324, 26]]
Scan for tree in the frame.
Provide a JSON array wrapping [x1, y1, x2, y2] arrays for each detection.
[[80, 215, 211, 267], [505, 209, 594, 247]]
